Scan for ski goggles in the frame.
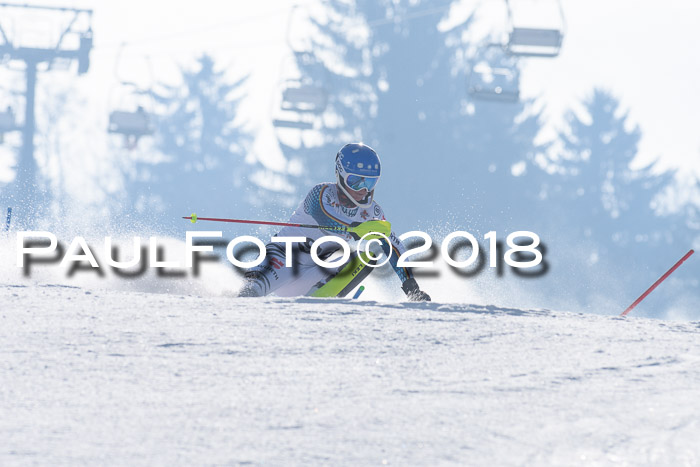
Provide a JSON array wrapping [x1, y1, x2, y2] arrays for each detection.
[[346, 174, 379, 191]]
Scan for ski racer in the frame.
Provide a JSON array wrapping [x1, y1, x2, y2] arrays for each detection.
[[239, 143, 431, 301]]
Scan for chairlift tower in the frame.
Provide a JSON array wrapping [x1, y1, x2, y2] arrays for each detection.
[[0, 2, 93, 224]]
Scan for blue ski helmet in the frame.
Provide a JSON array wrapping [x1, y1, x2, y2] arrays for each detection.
[[335, 143, 381, 207]]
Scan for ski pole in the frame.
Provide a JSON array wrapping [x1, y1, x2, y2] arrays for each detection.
[[183, 213, 350, 233], [620, 249, 694, 317], [183, 213, 392, 241], [352, 285, 366, 299]]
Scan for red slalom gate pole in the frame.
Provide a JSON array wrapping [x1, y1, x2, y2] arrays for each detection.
[[620, 249, 695, 317]]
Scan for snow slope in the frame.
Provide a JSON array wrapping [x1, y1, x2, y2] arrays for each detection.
[[2, 285, 700, 466]]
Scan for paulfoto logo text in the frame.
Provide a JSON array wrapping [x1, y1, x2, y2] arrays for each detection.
[[16, 230, 547, 278]]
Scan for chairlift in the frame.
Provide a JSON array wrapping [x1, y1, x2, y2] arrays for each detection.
[[281, 82, 328, 113], [273, 54, 329, 131], [505, 0, 565, 57], [108, 106, 154, 137], [272, 116, 315, 130], [0, 106, 18, 143], [272, 6, 328, 132], [468, 44, 520, 102], [107, 46, 156, 149], [108, 104, 155, 150], [272, 119, 314, 130], [78, 29, 93, 75], [272, 73, 327, 131], [469, 65, 520, 102], [108, 99, 155, 150], [273, 78, 326, 131], [0, 106, 16, 130], [273, 81, 320, 129]]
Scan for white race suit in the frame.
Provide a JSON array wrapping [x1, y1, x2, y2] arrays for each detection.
[[241, 183, 415, 297]]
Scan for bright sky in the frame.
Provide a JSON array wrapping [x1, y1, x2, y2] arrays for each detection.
[[2, 0, 700, 181]]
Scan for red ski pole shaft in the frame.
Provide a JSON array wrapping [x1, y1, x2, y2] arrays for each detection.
[[620, 249, 694, 317], [182, 215, 348, 232]]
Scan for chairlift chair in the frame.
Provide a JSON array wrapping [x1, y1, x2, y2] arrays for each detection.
[[108, 106, 154, 149], [108, 106, 154, 137], [0, 106, 16, 130], [272, 117, 315, 131], [272, 6, 329, 132], [78, 29, 93, 75], [281, 82, 328, 113], [273, 60, 328, 131], [107, 46, 157, 149], [468, 44, 521, 102], [273, 97, 316, 129], [273, 82, 326, 130], [0, 106, 18, 143], [505, 0, 565, 57], [508, 27, 563, 57], [469, 65, 520, 102]]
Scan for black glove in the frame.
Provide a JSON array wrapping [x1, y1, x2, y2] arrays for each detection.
[[401, 278, 431, 302]]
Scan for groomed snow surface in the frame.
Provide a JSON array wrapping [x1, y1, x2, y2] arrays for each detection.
[[2, 285, 700, 466]]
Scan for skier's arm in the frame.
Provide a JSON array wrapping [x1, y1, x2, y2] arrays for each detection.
[[381, 231, 431, 301]]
